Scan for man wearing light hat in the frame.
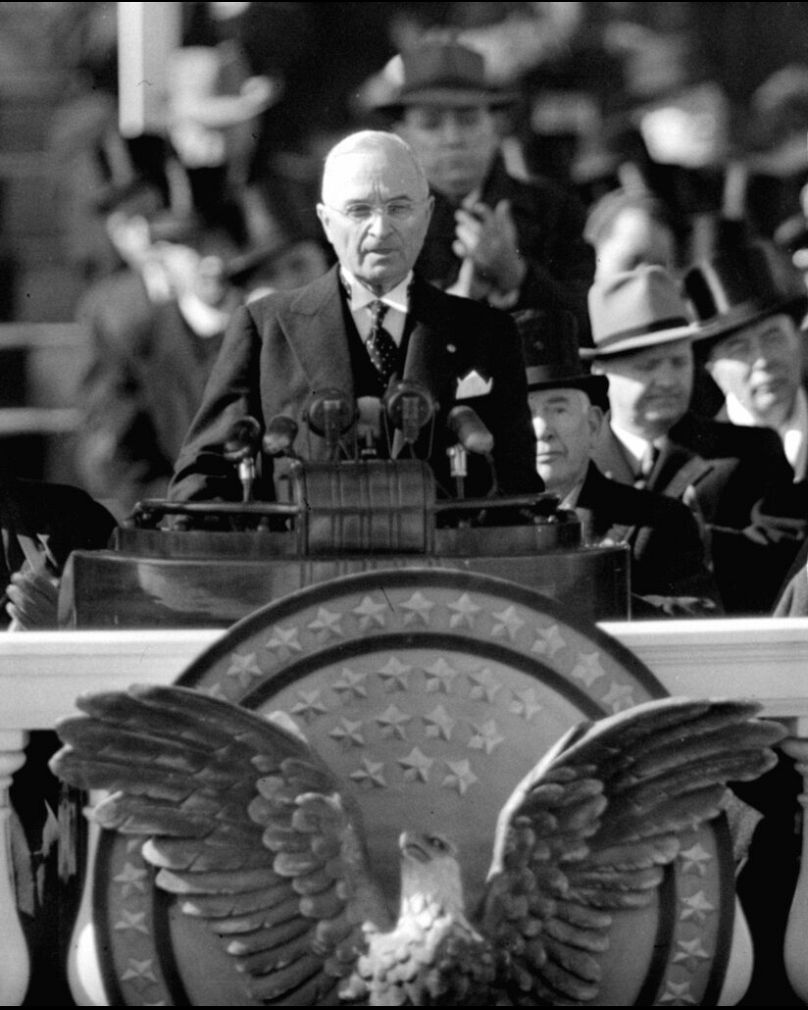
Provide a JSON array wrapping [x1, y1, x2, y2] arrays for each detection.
[[586, 265, 798, 614], [376, 39, 593, 340], [519, 312, 715, 609], [685, 240, 808, 481]]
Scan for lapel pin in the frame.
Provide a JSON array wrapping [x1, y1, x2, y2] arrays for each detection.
[[447, 344, 456, 353]]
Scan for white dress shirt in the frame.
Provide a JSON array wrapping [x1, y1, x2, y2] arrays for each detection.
[[725, 387, 808, 482]]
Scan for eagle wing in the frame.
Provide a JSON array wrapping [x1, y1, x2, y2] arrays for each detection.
[[52, 684, 392, 1006], [478, 697, 785, 1005]]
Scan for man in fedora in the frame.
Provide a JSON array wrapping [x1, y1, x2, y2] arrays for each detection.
[[519, 312, 715, 610], [585, 265, 799, 613], [375, 39, 593, 339], [685, 240, 808, 481]]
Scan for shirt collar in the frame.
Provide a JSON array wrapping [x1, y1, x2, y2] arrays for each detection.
[[341, 269, 412, 314], [610, 421, 657, 470]]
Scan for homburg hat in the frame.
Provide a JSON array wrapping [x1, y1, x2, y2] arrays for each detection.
[[684, 240, 807, 352], [374, 40, 515, 115], [581, 265, 699, 359]]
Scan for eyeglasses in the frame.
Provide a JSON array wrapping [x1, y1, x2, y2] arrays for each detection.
[[323, 198, 429, 224]]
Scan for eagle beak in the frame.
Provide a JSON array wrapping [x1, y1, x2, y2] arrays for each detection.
[[399, 831, 430, 863]]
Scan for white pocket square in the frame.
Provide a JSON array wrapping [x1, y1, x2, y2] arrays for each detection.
[[455, 369, 493, 399]]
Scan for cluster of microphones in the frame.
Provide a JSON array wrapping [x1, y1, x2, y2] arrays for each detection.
[[223, 380, 496, 502]]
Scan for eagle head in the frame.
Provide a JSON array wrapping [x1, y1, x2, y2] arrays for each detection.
[[398, 831, 466, 917]]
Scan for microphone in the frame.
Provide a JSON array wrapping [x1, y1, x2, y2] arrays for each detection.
[[262, 414, 299, 457], [224, 415, 262, 502], [384, 379, 435, 449], [356, 396, 382, 458], [446, 405, 494, 456], [305, 388, 357, 459]]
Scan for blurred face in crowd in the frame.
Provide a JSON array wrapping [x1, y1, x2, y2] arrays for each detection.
[[594, 208, 677, 281], [594, 339, 694, 440], [317, 134, 433, 294], [706, 314, 802, 429], [398, 105, 499, 200], [528, 387, 602, 497]]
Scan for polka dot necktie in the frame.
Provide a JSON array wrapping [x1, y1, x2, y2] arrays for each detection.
[[367, 301, 399, 385]]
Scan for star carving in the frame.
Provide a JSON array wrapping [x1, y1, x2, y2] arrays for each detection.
[[679, 843, 712, 877], [120, 958, 158, 986], [424, 659, 459, 694], [399, 747, 434, 783], [570, 651, 607, 688], [467, 668, 502, 704], [491, 605, 525, 641], [114, 862, 149, 897], [468, 719, 505, 755], [352, 595, 389, 631], [114, 909, 150, 935], [447, 593, 481, 629], [672, 937, 711, 971], [290, 689, 328, 723], [531, 624, 566, 657], [332, 668, 369, 700], [350, 757, 387, 789], [376, 705, 413, 741], [265, 624, 303, 655], [399, 591, 435, 626], [423, 705, 456, 741], [307, 607, 344, 638], [224, 651, 263, 688], [205, 681, 228, 701], [376, 657, 413, 692], [601, 681, 637, 712], [510, 688, 543, 722], [657, 980, 697, 1005], [442, 760, 478, 796], [329, 718, 366, 749], [679, 890, 716, 924]]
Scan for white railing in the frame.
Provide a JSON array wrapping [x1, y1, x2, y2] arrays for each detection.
[[3, 618, 808, 1005]]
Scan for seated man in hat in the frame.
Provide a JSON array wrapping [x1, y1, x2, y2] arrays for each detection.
[[377, 40, 593, 340], [585, 265, 799, 613], [520, 314, 716, 613], [685, 240, 808, 483]]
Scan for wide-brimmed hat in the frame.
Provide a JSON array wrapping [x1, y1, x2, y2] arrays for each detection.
[[684, 240, 808, 351], [581, 265, 699, 359], [374, 41, 515, 115], [517, 310, 609, 411]]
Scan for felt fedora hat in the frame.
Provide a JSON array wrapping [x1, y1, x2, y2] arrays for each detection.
[[516, 309, 609, 410], [581, 265, 699, 359], [374, 40, 515, 114], [684, 240, 807, 350]]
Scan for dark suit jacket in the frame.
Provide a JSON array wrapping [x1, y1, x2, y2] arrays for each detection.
[[592, 416, 798, 612], [577, 462, 715, 600], [169, 267, 540, 502], [415, 155, 594, 341]]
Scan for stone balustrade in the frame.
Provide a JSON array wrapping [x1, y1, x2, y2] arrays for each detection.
[[2, 618, 808, 1005]]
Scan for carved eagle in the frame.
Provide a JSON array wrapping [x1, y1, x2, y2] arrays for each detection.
[[51, 686, 783, 1006]]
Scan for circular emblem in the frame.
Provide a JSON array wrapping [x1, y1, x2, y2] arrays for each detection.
[[88, 568, 734, 1005]]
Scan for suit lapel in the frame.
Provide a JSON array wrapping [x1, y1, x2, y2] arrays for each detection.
[[592, 424, 636, 485], [281, 267, 355, 400]]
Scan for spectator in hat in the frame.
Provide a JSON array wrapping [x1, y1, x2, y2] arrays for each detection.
[[519, 311, 716, 612], [585, 265, 799, 613], [685, 240, 808, 482], [375, 39, 594, 340]]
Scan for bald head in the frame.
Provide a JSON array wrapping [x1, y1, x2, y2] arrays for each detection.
[[321, 131, 429, 204], [317, 130, 433, 295]]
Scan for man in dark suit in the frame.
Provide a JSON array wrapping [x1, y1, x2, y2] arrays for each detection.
[[585, 265, 799, 613], [376, 40, 593, 341], [519, 316, 715, 609], [169, 130, 539, 504]]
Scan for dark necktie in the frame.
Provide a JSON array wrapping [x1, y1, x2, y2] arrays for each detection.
[[366, 301, 399, 385]]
